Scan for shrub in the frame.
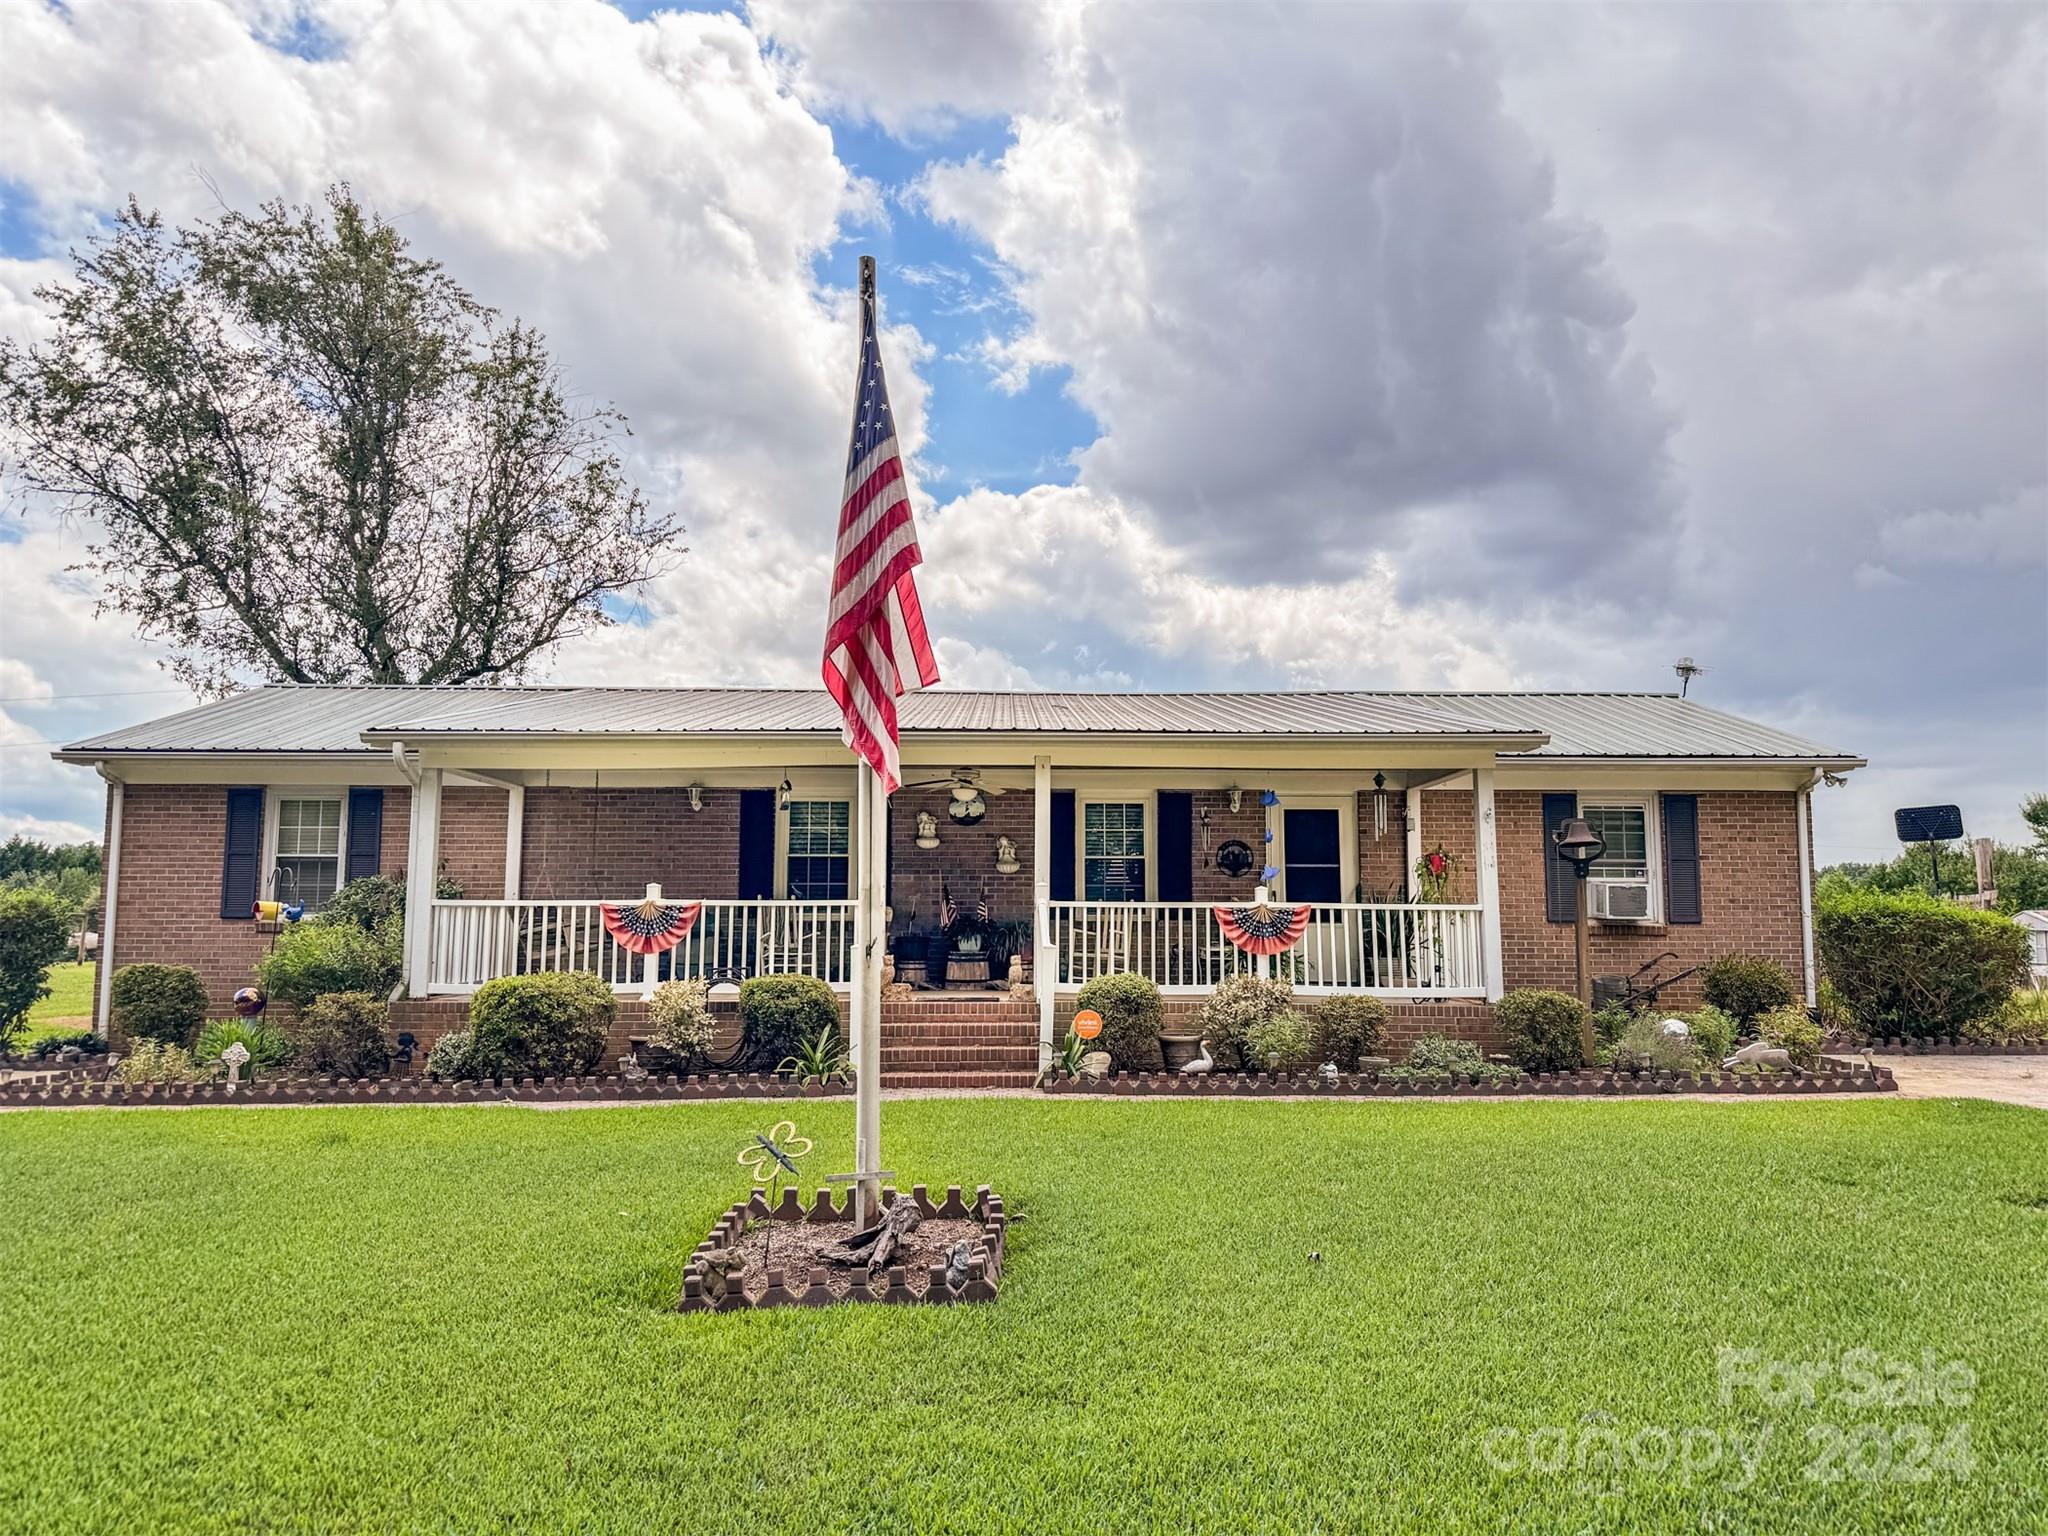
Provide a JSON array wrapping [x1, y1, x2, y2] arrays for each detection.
[[108, 963, 209, 1046], [290, 991, 391, 1078], [1592, 1003, 1633, 1052], [1970, 989, 2047, 1045], [1191, 974, 1294, 1072], [426, 1029, 479, 1081], [1756, 1005, 1823, 1069], [1680, 1004, 1737, 1063], [646, 978, 717, 1072], [323, 875, 406, 934], [736, 975, 839, 1070], [778, 1023, 851, 1082], [1495, 988, 1588, 1073], [254, 916, 402, 1009], [1243, 1009, 1314, 1073], [29, 1027, 103, 1059], [112, 1039, 214, 1085], [1385, 1033, 1518, 1086], [194, 1018, 292, 1076], [1815, 889, 2029, 1040], [1700, 954, 1797, 1023], [1306, 996, 1386, 1069], [1816, 977, 1855, 1039], [469, 971, 614, 1078], [1607, 1014, 1704, 1076], [0, 887, 72, 1053], [1075, 972, 1165, 1074]]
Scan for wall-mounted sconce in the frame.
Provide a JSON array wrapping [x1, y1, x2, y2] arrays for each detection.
[[777, 778, 792, 810], [687, 783, 705, 812]]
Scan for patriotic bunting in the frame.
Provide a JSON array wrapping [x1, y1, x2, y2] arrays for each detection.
[[1215, 901, 1313, 955], [601, 899, 703, 956]]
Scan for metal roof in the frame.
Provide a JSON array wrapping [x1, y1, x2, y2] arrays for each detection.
[[54, 684, 1861, 764]]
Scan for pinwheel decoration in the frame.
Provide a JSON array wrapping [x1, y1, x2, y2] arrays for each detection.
[[600, 883, 702, 956], [1215, 897, 1313, 955]]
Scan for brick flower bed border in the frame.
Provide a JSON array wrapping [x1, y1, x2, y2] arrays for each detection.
[[0, 1071, 852, 1108], [1042, 1055, 1896, 1097], [1823, 1035, 2047, 1056], [679, 1183, 1006, 1313]]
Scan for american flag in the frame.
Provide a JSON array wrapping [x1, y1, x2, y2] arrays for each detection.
[[940, 883, 957, 931], [822, 256, 939, 793]]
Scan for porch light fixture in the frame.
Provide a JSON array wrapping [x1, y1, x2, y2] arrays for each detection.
[[947, 791, 987, 826]]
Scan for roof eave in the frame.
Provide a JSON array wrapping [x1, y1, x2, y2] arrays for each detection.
[[1516, 753, 1866, 772], [354, 726, 1554, 750]]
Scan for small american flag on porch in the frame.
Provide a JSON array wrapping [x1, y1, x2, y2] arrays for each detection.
[[821, 256, 940, 793]]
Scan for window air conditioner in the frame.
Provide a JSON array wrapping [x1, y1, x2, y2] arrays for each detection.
[[1591, 879, 1653, 921]]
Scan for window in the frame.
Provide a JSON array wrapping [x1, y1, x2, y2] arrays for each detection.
[[274, 796, 343, 910], [1083, 801, 1146, 900], [1583, 802, 1650, 881], [785, 799, 850, 900]]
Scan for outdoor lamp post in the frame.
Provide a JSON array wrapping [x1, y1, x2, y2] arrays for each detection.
[[1552, 816, 1606, 1061]]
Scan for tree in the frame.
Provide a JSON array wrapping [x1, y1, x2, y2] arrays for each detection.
[[2025, 793, 2048, 857], [1817, 796, 2048, 916], [0, 187, 682, 694], [0, 889, 71, 1053]]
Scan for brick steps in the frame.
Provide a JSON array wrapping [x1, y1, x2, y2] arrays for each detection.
[[877, 997, 1041, 1082], [882, 1046, 1040, 1070], [882, 1070, 1038, 1090]]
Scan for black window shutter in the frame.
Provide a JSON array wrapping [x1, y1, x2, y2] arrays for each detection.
[[1050, 791, 1076, 902], [345, 788, 384, 885], [220, 786, 264, 920], [1663, 793, 1703, 925], [1157, 791, 1194, 901], [737, 790, 776, 899], [1542, 792, 1577, 925]]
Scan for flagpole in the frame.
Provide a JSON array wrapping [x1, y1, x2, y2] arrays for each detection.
[[855, 757, 886, 1229]]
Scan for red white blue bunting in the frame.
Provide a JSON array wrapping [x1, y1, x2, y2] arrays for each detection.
[[1214, 902, 1312, 956], [600, 900, 702, 956]]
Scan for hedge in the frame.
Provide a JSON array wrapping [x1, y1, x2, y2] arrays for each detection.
[[468, 972, 615, 1078], [1075, 972, 1164, 1073], [1816, 889, 2028, 1040], [1495, 988, 1588, 1073], [736, 975, 838, 1070], [0, 888, 72, 1051], [108, 963, 209, 1046]]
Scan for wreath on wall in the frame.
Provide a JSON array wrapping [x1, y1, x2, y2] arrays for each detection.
[[1413, 843, 1460, 904]]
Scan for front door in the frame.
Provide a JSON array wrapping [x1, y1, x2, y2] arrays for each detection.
[[1281, 808, 1343, 903]]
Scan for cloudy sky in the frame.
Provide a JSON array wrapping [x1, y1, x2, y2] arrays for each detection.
[[0, 0, 2041, 867]]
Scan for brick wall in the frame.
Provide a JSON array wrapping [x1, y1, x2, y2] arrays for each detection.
[[1356, 788, 1408, 900], [889, 786, 1033, 934], [1190, 789, 1267, 901], [519, 787, 741, 900], [438, 786, 509, 898], [108, 784, 274, 1014], [1417, 788, 1479, 902]]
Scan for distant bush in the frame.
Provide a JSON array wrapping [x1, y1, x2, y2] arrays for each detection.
[[112, 1039, 215, 1085], [0, 888, 72, 1054], [254, 917, 401, 1009], [1816, 889, 2029, 1040], [194, 1018, 292, 1076], [290, 991, 391, 1078], [1191, 974, 1294, 1072], [1075, 972, 1164, 1074], [646, 978, 717, 1072], [1700, 954, 1797, 1023], [1306, 996, 1386, 1070], [468, 971, 614, 1078], [108, 963, 208, 1046], [1495, 988, 1588, 1073], [1244, 1009, 1315, 1074], [736, 975, 838, 1070], [426, 1029, 479, 1081], [323, 875, 406, 934], [1607, 1014, 1704, 1076], [1756, 1005, 1824, 1069]]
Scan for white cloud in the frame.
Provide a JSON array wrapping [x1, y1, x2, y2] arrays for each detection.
[[1875, 485, 2047, 571], [0, 812, 99, 844]]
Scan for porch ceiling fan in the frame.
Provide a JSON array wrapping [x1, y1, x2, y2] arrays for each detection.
[[899, 768, 1006, 824]]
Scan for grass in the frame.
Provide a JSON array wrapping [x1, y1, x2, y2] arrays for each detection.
[[2, 1097, 2044, 1533], [22, 960, 94, 1045]]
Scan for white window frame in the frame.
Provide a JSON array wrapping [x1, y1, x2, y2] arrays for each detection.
[[1577, 794, 1663, 924], [775, 795, 853, 901], [1076, 794, 1155, 902], [262, 788, 349, 913]]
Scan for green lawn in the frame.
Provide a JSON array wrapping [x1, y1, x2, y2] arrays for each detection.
[[2, 1098, 2043, 1534], [23, 959, 94, 1044]]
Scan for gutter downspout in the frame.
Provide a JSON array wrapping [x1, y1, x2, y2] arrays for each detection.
[[1796, 769, 1819, 1008], [390, 744, 421, 1002], [94, 767, 123, 1039]]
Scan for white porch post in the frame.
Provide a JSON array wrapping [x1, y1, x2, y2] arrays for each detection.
[[1796, 774, 1818, 1006], [1033, 754, 1053, 1074], [93, 770, 124, 1038], [1404, 785, 1423, 901], [405, 766, 442, 998], [1474, 765, 1505, 1002], [502, 784, 524, 899]]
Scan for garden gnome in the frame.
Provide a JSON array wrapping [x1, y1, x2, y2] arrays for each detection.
[[221, 1040, 250, 1093]]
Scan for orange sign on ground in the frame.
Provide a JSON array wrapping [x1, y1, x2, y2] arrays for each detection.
[[1072, 1009, 1103, 1040]]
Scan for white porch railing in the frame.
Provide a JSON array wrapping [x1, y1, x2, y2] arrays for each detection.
[[1047, 900, 1486, 996], [426, 898, 857, 995]]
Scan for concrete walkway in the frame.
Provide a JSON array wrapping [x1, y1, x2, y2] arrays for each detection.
[[1879, 1054, 2048, 1110]]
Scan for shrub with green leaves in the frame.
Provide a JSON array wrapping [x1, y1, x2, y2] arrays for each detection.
[[1495, 988, 1588, 1072], [322, 875, 406, 934], [112, 1039, 215, 1085], [29, 1027, 103, 1059], [254, 916, 401, 1009], [1243, 1009, 1314, 1073], [0, 887, 72, 1053], [646, 978, 717, 1072], [194, 1018, 292, 1076], [108, 963, 209, 1046], [290, 991, 391, 1078], [1679, 1004, 1737, 1063], [1075, 971, 1165, 1073], [1815, 889, 2029, 1040], [426, 1029, 479, 1081], [1191, 973, 1294, 1072], [736, 975, 838, 1069], [1592, 1003, 1633, 1052], [469, 971, 614, 1078], [1385, 1033, 1517, 1086], [1306, 995, 1386, 1069], [1607, 1014, 1704, 1076], [1756, 1005, 1823, 1069], [1700, 954, 1797, 1022]]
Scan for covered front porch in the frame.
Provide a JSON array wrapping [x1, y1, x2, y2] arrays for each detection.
[[388, 725, 1518, 1065]]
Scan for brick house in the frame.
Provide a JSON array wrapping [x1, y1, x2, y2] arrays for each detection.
[[56, 686, 1862, 1080]]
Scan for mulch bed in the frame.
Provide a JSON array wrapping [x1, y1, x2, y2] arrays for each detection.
[[680, 1184, 1007, 1312], [1042, 1055, 1896, 1097], [0, 1071, 850, 1107]]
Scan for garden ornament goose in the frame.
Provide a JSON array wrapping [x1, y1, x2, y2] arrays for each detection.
[[1180, 1038, 1214, 1076]]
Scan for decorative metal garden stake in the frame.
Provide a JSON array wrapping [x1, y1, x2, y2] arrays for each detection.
[[221, 1041, 249, 1095], [739, 1122, 812, 1270]]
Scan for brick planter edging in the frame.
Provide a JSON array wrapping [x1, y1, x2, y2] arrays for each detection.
[[679, 1183, 1006, 1313], [1823, 1035, 2048, 1057], [0, 1071, 853, 1108], [1041, 1055, 1896, 1097]]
